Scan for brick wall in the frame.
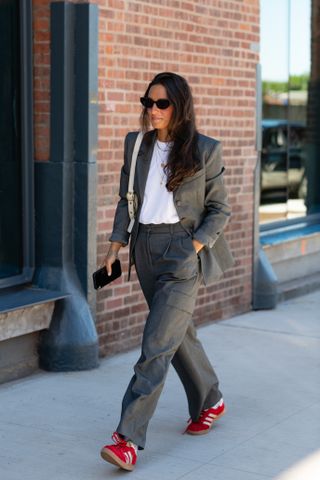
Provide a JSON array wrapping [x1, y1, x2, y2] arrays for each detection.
[[95, 0, 260, 356], [32, 0, 260, 357], [33, 0, 51, 161]]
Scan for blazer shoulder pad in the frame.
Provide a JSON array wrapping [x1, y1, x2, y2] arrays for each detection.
[[125, 129, 155, 148], [197, 133, 220, 152], [125, 131, 140, 143]]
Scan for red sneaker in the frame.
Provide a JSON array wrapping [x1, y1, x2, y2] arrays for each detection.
[[100, 432, 138, 471], [185, 399, 226, 435]]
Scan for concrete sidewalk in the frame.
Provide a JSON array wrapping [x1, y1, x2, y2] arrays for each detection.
[[0, 291, 320, 480]]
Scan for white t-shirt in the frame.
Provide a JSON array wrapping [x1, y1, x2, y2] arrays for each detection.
[[139, 140, 180, 224]]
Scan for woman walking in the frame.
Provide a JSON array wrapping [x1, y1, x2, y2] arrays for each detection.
[[100, 72, 234, 471]]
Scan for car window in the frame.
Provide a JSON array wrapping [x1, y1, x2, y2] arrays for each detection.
[[263, 127, 287, 150]]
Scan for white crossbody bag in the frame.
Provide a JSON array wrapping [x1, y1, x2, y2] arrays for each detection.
[[126, 131, 144, 233]]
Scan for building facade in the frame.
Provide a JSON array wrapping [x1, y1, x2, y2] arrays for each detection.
[[1, 0, 261, 382]]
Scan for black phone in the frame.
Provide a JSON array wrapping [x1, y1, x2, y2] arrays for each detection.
[[92, 259, 122, 289]]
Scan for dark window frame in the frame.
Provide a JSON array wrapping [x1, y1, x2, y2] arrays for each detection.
[[0, 0, 34, 289]]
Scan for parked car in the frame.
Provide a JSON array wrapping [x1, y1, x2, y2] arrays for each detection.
[[261, 119, 307, 202]]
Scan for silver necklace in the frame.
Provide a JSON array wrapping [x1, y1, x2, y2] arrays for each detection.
[[154, 149, 167, 186], [156, 140, 172, 153], [155, 141, 172, 186]]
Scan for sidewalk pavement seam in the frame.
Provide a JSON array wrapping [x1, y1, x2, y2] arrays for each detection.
[[176, 462, 272, 480], [212, 319, 320, 339], [0, 420, 84, 439], [214, 323, 320, 339], [144, 442, 274, 480]]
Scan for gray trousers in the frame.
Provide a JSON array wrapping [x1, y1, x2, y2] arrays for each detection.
[[116, 223, 222, 449]]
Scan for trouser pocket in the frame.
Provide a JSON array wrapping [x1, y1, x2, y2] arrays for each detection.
[[166, 288, 197, 314], [159, 232, 199, 280]]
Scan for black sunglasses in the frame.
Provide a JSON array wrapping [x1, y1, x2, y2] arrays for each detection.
[[140, 97, 171, 110]]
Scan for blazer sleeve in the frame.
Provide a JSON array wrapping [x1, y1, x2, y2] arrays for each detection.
[[108, 133, 132, 246], [193, 142, 231, 248]]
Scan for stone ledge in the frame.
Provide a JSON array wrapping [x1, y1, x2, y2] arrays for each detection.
[[263, 232, 320, 264], [0, 302, 55, 342], [0, 333, 40, 385], [262, 231, 320, 284]]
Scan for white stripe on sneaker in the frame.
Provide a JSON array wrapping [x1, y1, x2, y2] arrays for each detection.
[[212, 398, 223, 408], [112, 432, 122, 444], [203, 421, 212, 427]]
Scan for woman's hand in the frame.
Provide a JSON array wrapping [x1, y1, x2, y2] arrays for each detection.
[[192, 239, 204, 254], [103, 242, 122, 276]]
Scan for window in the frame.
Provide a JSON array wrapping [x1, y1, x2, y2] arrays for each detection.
[[0, 0, 34, 288], [259, 0, 319, 224]]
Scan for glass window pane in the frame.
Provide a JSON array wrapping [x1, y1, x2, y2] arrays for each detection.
[[259, 0, 312, 224], [260, 0, 290, 223], [287, 0, 310, 219], [0, 0, 23, 279]]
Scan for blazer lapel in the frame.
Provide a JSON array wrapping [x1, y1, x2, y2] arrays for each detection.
[[134, 130, 157, 203]]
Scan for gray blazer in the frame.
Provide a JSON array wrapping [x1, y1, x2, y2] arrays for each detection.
[[110, 130, 234, 285]]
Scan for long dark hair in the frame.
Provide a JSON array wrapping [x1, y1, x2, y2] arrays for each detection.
[[140, 72, 200, 191]]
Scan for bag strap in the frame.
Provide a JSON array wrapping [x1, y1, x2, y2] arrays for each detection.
[[127, 131, 143, 233]]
